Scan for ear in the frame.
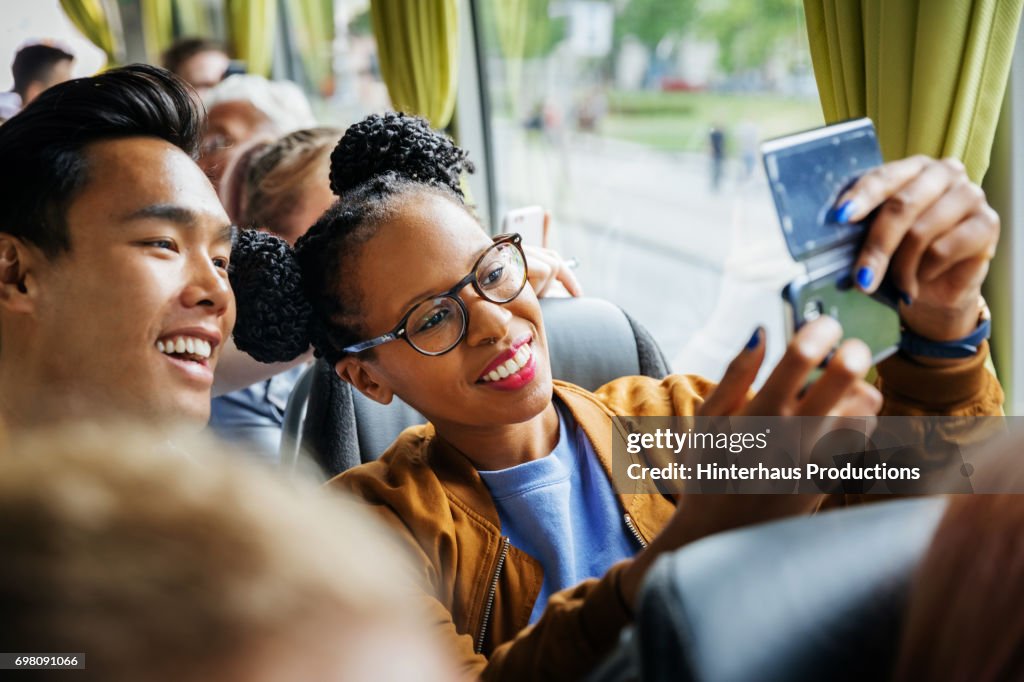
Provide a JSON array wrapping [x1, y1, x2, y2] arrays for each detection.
[[23, 82, 44, 105], [0, 234, 36, 314], [335, 356, 395, 405]]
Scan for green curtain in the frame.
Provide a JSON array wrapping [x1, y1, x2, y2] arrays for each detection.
[[140, 0, 174, 63], [175, 0, 214, 38], [804, 0, 1023, 183], [492, 0, 528, 115], [226, 0, 278, 76], [59, 0, 119, 66], [284, 0, 335, 94], [370, 0, 459, 129], [495, 0, 528, 61]]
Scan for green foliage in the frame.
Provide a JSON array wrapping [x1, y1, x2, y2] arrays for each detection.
[[479, 0, 567, 60], [522, 0, 566, 58], [607, 90, 697, 115], [349, 7, 372, 36], [601, 89, 823, 152], [696, 0, 806, 73], [615, 0, 697, 49]]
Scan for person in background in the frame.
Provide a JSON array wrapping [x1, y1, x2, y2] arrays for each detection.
[[0, 43, 75, 122], [709, 124, 726, 192], [0, 64, 234, 430], [209, 128, 339, 459], [162, 37, 230, 100], [0, 423, 455, 682], [198, 74, 316, 191], [222, 127, 341, 245]]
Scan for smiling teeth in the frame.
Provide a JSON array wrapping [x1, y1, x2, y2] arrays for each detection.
[[482, 344, 532, 382], [156, 336, 212, 360]]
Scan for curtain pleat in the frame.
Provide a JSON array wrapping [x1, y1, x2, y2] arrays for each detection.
[[803, 0, 1022, 182], [370, 0, 459, 129], [59, 0, 119, 66], [226, 0, 278, 76]]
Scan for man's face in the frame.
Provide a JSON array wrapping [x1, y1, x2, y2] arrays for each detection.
[[199, 100, 276, 189], [177, 50, 229, 99], [29, 137, 236, 424]]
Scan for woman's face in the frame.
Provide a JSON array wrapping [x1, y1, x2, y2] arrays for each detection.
[[274, 178, 334, 245], [336, 192, 553, 430]]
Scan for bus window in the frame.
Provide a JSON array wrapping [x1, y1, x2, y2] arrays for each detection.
[[473, 0, 823, 384]]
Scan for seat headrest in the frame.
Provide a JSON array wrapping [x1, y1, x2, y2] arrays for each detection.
[[636, 498, 947, 682], [540, 297, 642, 390]]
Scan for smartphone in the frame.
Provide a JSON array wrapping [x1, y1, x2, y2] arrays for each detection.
[[782, 268, 900, 365], [762, 119, 900, 363], [501, 206, 546, 247]]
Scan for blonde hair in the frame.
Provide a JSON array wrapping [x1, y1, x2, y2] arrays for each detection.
[[226, 127, 340, 234], [0, 424, 432, 681]]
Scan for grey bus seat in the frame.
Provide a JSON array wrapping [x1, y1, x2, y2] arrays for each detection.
[[280, 297, 671, 477], [589, 497, 948, 682]]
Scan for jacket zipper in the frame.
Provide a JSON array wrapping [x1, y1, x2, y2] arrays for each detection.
[[624, 513, 648, 549], [476, 536, 510, 654]]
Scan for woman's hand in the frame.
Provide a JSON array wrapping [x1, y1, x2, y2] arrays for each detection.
[[836, 156, 998, 341], [523, 210, 583, 298], [699, 316, 882, 418], [618, 318, 882, 608], [524, 244, 582, 297]]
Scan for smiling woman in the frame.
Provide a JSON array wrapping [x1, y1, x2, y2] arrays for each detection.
[[229, 112, 1003, 680]]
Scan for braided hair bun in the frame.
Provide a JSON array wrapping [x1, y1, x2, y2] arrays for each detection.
[[229, 228, 312, 363], [329, 112, 474, 198]]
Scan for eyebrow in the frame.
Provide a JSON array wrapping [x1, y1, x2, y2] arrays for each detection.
[[397, 242, 493, 313], [123, 204, 235, 245]]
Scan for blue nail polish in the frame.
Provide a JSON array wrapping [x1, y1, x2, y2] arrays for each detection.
[[856, 266, 874, 289], [900, 290, 912, 306], [746, 328, 761, 350], [835, 200, 856, 224]]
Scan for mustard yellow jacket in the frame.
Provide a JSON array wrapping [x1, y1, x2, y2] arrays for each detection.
[[331, 345, 1002, 681]]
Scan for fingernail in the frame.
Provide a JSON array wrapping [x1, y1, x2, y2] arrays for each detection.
[[746, 327, 762, 351], [856, 266, 874, 289], [835, 200, 856, 224], [899, 290, 912, 306]]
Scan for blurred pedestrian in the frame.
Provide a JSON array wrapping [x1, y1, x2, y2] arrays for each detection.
[[0, 43, 74, 122], [709, 124, 727, 192], [162, 37, 230, 100]]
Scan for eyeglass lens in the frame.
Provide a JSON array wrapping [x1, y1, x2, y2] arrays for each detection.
[[406, 241, 526, 354]]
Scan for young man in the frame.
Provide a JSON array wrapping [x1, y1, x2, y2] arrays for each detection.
[[0, 64, 235, 429], [0, 43, 75, 121]]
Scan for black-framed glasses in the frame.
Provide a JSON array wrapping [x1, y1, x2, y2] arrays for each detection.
[[342, 233, 528, 356]]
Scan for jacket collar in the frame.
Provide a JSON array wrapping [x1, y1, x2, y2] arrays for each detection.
[[424, 381, 662, 538]]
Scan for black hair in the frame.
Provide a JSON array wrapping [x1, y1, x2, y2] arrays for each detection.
[[162, 37, 227, 76], [231, 113, 475, 365], [0, 63, 202, 258], [329, 112, 474, 198], [11, 44, 74, 99]]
